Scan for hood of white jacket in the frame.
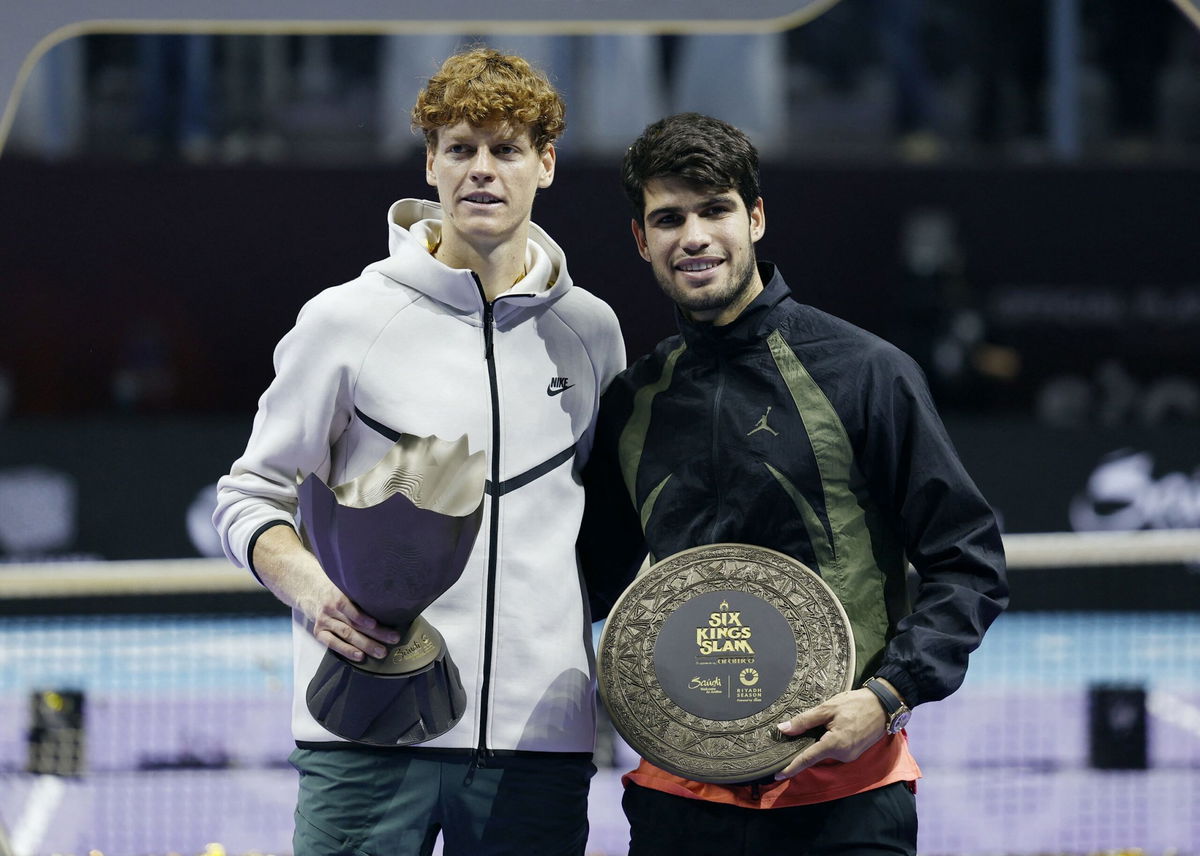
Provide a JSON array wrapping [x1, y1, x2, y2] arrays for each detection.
[[362, 198, 573, 324]]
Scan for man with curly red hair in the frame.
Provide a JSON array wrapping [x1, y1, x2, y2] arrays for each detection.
[[215, 47, 625, 855]]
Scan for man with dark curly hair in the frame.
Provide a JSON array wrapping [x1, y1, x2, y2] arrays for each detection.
[[215, 47, 625, 855], [581, 113, 1008, 855]]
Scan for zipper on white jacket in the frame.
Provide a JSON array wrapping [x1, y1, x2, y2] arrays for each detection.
[[470, 276, 501, 782]]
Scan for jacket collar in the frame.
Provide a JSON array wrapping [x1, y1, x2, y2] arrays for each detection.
[[676, 262, 790, 351], [362, 199, 572, 324]]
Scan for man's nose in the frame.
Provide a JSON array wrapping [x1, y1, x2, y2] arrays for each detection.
[[470, 149, 496, 180], [681, 216, 711, 251]]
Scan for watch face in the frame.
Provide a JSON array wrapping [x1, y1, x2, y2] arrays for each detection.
[[889, 708, 912, 734]]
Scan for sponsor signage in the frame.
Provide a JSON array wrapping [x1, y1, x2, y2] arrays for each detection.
[[1069, 449, 1200, 533], [945, 418, 1200, 536], [2, 417, 1197, 610]]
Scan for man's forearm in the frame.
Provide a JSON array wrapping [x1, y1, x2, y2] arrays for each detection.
[[252, 524, 397, 662], [251, 524, 334, 619]]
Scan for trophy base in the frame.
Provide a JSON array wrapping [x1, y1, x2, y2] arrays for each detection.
[[354, 615, 444, 676], [306, 618, 466, 746]]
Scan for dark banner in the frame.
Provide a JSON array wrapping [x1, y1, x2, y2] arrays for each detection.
[[950, 418, 1200, 534], [0, 416, 1195, 563], [2, 160, 1199, 614], [2, 160, 1198, 422]]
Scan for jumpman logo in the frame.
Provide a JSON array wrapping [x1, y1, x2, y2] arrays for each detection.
[[747, 406, 779, 437]]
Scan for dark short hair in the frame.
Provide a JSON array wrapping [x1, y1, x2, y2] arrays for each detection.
[[621, 113, 761, 220]]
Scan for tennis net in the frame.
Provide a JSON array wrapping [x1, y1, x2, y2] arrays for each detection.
[[1, 531, 1199, 856]]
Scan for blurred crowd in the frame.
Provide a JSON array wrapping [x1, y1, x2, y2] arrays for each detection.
[[7, 1, 1200, 165]]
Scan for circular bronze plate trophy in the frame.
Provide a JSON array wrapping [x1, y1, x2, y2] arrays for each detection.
[[597, 543, 855, 784]]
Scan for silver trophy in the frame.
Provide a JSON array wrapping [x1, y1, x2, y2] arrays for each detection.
[[297, 433, 486, 746]]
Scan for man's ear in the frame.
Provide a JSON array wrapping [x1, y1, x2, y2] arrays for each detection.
[[538, 143, 557, 189], [631, 218, 651, 263], [425, 146, 437, 188], [750, 197, 766, 243]]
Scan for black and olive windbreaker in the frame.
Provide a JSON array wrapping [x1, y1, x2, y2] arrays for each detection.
[[580, 263, 1009, 708]]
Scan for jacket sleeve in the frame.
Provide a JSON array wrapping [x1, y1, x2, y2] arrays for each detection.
[[574, 297, 628, 469], [578, 382, 647, 620], [212, 289, 357, 579], [858, 345, 1009, 707]]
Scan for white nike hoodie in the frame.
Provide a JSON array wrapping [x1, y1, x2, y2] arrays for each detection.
[[214, 198, 625, 753]]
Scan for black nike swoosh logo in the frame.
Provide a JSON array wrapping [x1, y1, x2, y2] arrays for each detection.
[[546, 383, 574, 396]]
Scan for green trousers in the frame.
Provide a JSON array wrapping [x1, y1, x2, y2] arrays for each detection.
[[291, 747, 595, 856]]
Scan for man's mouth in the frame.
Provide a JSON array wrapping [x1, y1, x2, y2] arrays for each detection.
[[463, 192, 502, 205], [675, 258, 723, 273]]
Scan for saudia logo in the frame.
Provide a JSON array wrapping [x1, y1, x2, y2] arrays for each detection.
[[695, 599, 755, 656], [1069, 450, 1200, 531], [688, 676, 725, 695], [391, 633, 432, 664]]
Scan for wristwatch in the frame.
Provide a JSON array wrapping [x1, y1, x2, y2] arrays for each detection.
[[863, 677, 911, 734]]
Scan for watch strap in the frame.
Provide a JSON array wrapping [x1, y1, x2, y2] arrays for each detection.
[[863, 676, 911, 734], [863, 677, 902, 717]]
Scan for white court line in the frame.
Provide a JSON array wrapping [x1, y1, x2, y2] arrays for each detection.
[[1002, 529, 1200, 569], [1148, 689, 1200, 740], [2, 531, 1199, 599], [9, 775, 65, 856]]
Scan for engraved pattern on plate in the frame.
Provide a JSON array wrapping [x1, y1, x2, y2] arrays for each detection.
[[598, 543, 855, 783]]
